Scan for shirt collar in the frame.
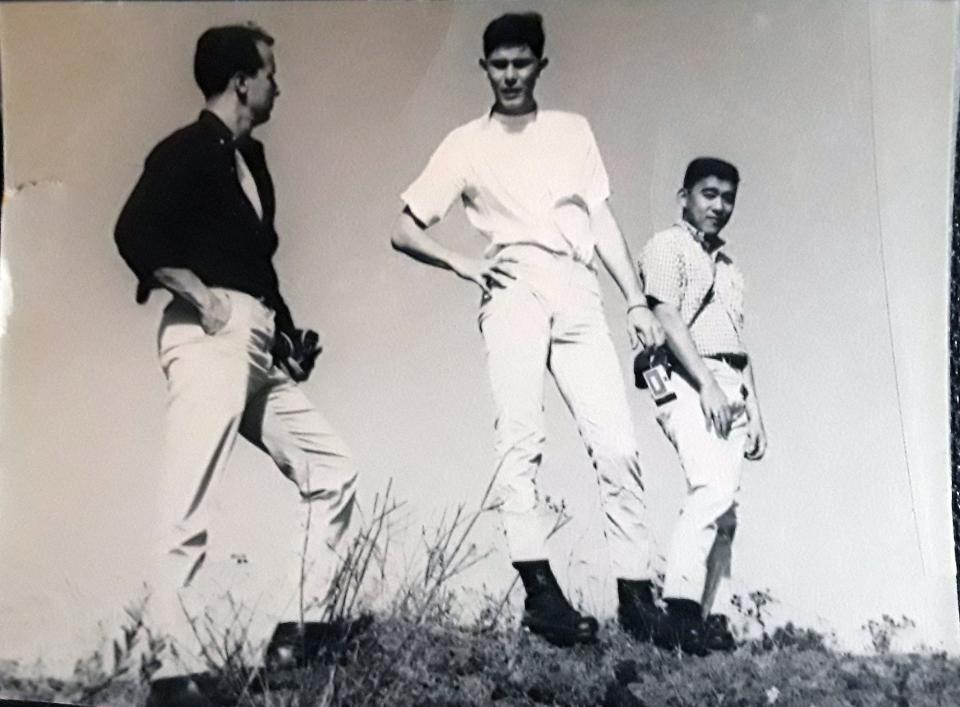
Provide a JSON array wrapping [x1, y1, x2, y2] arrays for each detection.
[[198, 110, 235, 141], [197, 110, 256, 150], [678, 219, 726, 256], [485, 105, 539, 127]]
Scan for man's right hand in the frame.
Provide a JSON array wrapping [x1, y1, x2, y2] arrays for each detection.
[[199, 291, 231, 335], [153, 268, 232, 335], [450, 255, 518, 296], [699, 380, 743, 438], [627, 305, 666, 352]]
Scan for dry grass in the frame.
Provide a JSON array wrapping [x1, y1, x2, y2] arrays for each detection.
[[2, 482, 959, 706]]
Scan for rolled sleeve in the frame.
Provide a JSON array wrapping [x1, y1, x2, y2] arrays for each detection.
[[581, 119, 611, 211], [400, 132, 465, 227], [640, 232, 684, 308]]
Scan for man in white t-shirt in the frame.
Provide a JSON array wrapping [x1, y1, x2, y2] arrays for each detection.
[[392, 12, 665, 647]]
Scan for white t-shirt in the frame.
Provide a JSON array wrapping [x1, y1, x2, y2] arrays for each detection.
[[401, 109, 611, 264]]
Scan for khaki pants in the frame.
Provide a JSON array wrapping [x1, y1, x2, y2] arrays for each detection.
[[478, 246, 652, 580], [151, 289, 356, 675], [656, 358, 748, 612]]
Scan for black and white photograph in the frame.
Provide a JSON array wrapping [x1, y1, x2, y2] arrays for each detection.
[[0, 2, 957, 705]]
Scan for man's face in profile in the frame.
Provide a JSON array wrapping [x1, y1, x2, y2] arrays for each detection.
[[246, 40, 280, 126], [681, 176, 738, 237], [480, 45, 545, 116]]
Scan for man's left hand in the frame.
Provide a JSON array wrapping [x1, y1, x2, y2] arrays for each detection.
[[745, 413, 767, 460], [627, 305, 666, 351], [274, 328, 323, 382]]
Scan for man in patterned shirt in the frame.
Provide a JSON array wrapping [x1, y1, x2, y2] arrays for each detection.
[[639, 157, 768, 655], [392, 12, 665, 647]]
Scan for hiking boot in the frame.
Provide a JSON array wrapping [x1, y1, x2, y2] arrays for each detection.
[[514, 560, 598, 647], [652, 599, 710, 656], [146, 675, 213, 707], [264, 616, 374, 670], [704, 614, 736, 652], [264, 621, 328, 670], [616, 578, 661, 642]]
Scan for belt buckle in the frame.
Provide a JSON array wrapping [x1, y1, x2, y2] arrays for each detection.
[[725, 353, 747, 370]]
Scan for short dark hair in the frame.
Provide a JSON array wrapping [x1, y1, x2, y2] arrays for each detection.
[[194, 24, 274, 99], [683, 157, 740, 190], [483, 13, 545, 59]]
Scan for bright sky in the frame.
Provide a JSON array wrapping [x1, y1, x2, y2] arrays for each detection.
[[0, 1, 956, 673]]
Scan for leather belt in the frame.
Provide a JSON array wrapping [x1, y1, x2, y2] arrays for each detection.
[[706, 352, 749, 370]]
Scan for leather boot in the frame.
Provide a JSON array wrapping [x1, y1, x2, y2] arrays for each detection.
[[513, 560, 598, 647], [145, 675, 213, 707], [264, 621, 326, 670], [653, 598, 710, 656], [616, 578, 662, 642], [264, 615, 374, 670], [704, 613, 736, 652]]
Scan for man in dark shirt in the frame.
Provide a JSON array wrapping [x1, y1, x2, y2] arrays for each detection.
[[115, 25, 356, 706]]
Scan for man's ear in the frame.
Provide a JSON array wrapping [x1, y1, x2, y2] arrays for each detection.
[[478, 57, 488, 72], [233, 73, 249, 101], [538, 56, 549, 72]]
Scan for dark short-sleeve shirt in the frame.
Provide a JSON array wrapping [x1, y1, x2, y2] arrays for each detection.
[[114, 110, 295, 335]]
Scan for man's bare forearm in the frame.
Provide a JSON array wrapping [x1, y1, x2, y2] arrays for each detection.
[[154, 267, 231, 335], [592, 202, 647, 308], [743, 360, 763, 416], [153, 267, 216, 311], [653, 303, 716, 391], [391, 210, 518, 295], [391, 210, 465, 274]]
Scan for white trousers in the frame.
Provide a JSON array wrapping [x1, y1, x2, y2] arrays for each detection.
[[478, 246, 652, 580], [656, 358, 747, 612], [151, 289, 357, 674]]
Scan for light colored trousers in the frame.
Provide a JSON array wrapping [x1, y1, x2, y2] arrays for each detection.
[[478, 246, 652, 580], [656, 358, 747, 612], [151, 289, 357, 674]]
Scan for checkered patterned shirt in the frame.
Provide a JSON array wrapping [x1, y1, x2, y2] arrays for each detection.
[[639, 221, 746, 357]]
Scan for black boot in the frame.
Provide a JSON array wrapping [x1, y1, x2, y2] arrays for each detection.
[[264, 621, 329, 670], [652, 598, 710, 656], [145, 675, 213, 707], [704, 614, 736, 652], [264, 616, 374, 671], [513, 560, 598, 647], [616, 578, 661, 642]]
